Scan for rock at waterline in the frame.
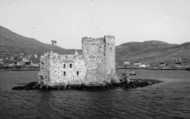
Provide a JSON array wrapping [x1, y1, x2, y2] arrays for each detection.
[[12, 79, 162, 91]]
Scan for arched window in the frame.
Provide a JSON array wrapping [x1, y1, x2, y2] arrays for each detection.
[[76, 71, 79, 76], [70, 64, 72, 68]]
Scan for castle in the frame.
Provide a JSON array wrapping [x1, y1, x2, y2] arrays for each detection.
[[38, 35, 117, 86]]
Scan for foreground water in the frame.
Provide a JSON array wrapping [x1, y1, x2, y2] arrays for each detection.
[[0, 70, 190, 119]]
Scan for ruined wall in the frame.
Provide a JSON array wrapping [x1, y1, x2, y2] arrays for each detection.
[[38, 52, 50, 85], [104, 36, 117, 81], [39, 35, 117, 86], [82, 35, 117, 85], [39, 52, 87, 86], [82, 37, 105, 84]]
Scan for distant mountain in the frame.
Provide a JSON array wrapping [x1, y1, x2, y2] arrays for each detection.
[[0, 26, 78, 58], [116, 40, 190, 65], [1, 25, 190, 65]]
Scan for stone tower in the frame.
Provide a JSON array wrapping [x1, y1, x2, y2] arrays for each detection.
[[82, 35, 117, 85], [39, 35, 117, 86]]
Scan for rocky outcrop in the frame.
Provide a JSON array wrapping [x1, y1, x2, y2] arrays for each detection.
[[12, 78, 162, 91]]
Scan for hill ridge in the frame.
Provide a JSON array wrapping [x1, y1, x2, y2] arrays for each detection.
[[0, 25, 190, 65]]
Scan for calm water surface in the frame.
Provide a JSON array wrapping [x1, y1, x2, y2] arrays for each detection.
[[0, 70, 190, 119]]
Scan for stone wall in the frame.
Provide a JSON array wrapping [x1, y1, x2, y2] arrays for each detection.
[[82, 35, 117, 85], [39, 51, 86, 86], [104, 36, 117, 82], [38, 52, 50, 85], [39, 35, 117, 86]]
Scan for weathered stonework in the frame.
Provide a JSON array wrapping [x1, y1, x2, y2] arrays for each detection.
[[38, 35, 118, 86]]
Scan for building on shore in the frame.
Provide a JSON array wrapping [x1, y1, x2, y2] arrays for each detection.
[[38, 35, 118, 86]]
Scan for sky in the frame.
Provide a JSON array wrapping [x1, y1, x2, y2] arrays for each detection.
[[0, 0, 190, 48]]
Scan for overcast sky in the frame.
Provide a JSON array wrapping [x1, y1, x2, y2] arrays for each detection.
[[0, 0, 190, 48]]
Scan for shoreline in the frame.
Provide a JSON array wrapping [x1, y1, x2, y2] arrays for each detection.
[[0, 67, 39, 71], [12, 78, 162, 91], [117, 67, 190, 71], [1, 67, 190, 71]]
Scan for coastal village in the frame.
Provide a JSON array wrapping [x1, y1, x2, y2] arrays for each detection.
[[0, 54, 39, 70], [0, 52, 188, 71]]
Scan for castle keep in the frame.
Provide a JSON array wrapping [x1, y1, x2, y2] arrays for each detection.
[[38, 35, 117, 86]]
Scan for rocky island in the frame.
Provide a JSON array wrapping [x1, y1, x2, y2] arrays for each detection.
[[12, 35, 162, 91], [12, 78, 162, 91]]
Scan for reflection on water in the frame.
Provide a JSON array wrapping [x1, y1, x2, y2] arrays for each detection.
[[0, 70, 190, 119], [37, 91, 55, 119]]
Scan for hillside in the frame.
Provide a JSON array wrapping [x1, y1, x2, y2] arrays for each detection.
[[0, 26, 77, 58], [0, 25, 190, 66], [116, 41, 190, 65]]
